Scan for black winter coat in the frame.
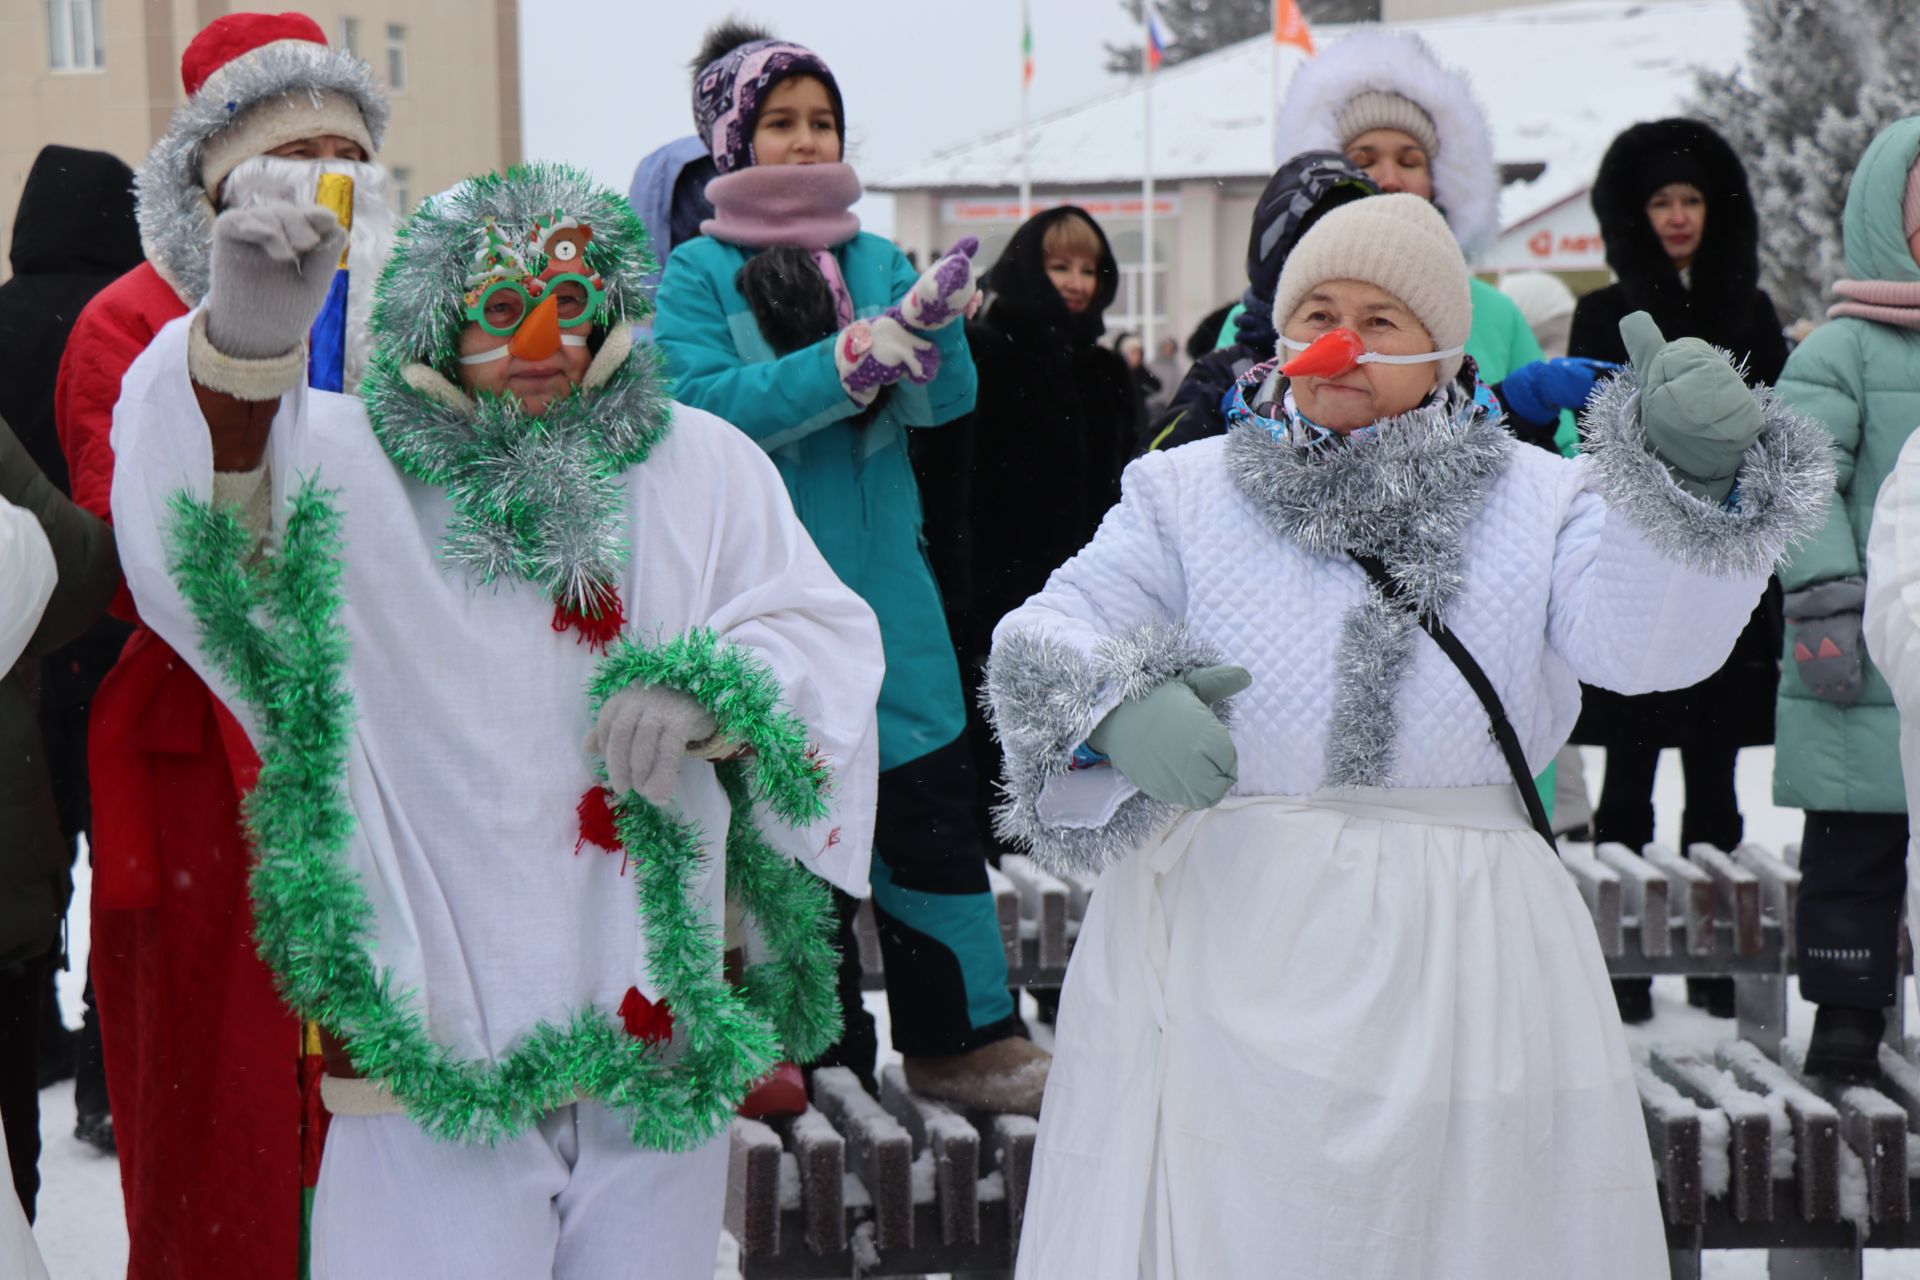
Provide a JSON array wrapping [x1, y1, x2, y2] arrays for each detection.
[[911, 206, 1137, 666], [0, 147, 142, 848], [1569, 119, 1788, 751], [1, 421, 116, 966]]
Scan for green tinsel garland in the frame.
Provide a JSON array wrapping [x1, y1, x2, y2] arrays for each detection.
[[167, 481, 841, 1150]]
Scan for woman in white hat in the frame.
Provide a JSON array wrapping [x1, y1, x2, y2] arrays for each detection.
[[989, 194, 1832, 1278]]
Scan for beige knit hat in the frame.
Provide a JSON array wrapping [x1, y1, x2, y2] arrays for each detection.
[[1336, 91, 1441, 161], [1271, 193, 1471, 383]]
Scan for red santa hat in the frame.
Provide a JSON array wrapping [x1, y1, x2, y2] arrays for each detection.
[[186, 12, 382, 196]]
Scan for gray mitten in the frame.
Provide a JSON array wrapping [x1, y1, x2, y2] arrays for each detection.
[[1784, 579, 1867, 704], [584, 684, 719, 805], [1087, 664, 1250, 810], [204, 200, 347, 359], [1623, 310, 1766, 503]]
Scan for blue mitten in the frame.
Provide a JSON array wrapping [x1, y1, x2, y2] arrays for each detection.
[[1500, 357, 1617, 424], [1087, 664, 1250, 810]]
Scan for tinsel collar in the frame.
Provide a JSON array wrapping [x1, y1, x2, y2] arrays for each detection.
[[358, 338, 673, 622], [1224, 361, 1513, 618]]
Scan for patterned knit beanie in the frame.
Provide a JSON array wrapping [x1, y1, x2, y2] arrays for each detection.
[[1271, 193, 1472, 382], [691, 37, 846, 175]]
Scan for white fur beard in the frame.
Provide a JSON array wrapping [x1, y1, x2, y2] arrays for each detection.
[[221, 155, 399, 392]]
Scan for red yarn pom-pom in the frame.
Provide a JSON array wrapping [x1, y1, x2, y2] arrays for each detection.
[[552, 586, 625, 652], [619, 987, 674, 1045], [575, 785, 622, 861]]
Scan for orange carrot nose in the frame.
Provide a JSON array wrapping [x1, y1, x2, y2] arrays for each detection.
[[508, 291, 562, 361], [1280, 328, 1366, 379]]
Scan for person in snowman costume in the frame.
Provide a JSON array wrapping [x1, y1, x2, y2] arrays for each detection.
[[988, 194, 1833, 1279], [104, 162, 882, 1278]]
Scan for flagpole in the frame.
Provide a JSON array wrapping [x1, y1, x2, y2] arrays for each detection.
[[1141, 6, 1156, 359], [1019, 0, 1032, 219]]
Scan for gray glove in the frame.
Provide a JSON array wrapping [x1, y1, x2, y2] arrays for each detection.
[[204, 200, 347, 360], [584, 684, 720, 805], [1624, 310, 1766, 504], [1784, 579, 1867, 704], [1087, 664, 1250, 810]]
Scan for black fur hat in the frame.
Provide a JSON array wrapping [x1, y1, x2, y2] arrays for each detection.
[[1591, 119, 1760, 341]]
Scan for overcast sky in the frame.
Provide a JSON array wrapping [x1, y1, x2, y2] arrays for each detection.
[[518, 1, 1143, 234]]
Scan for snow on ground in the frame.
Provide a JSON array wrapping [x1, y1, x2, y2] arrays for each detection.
[[30, 747, 1920, 1276]]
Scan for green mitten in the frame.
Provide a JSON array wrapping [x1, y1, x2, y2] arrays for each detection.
[[1087, 664, 1251, 810], [1622, 310, 1765, 503]]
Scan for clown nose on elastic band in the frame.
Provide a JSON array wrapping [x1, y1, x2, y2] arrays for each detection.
[[508, 291, 563, 361], [1280, 329, 1367, 379]]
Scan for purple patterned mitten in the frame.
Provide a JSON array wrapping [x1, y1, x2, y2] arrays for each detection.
[[835, 315, 940, 405], [897, 236, 980, 332]]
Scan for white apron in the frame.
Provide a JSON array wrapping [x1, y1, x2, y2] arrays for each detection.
[[1017, 787, 1668, 1280]]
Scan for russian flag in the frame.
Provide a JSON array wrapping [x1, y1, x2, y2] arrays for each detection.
[[1145, 2, 1167, 71]]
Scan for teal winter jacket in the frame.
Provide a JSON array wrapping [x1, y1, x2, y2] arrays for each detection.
[[1772, 117, 1920, 814], [654, 231, 977, 770]]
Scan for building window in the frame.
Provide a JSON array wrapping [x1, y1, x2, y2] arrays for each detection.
[[46, 0, 103, 71], [339, 16, 359, 56], [386, 24, 407, 91], [391, 167, 412, 215]]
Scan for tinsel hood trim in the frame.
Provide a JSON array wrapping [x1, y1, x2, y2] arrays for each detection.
[[1580, 367, 1836, 579], [165, 483, 838, 1149], [984, 621, 1228, 875], [370, 163, 656, 373], [1224, 379, 1512, 787], [136, 43, 389, 306]]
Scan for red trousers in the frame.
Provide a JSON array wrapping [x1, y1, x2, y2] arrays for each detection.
[[89, 628, 304, 1279]]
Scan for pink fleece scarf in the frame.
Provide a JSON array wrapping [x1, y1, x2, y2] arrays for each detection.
[[702, 163, 863, 326], [1828, 279, 1920, 331]]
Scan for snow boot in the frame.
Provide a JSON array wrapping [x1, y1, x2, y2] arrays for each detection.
[[903, 1035, 1051, 1116], [74, 1108, 116, 1156], [1612, 977, 1654, 1024], [1686, 977, 1736, 1018], [1803, 1005, 1884, 1082]]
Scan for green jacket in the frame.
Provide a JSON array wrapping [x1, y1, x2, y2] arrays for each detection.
[[1, 419, 115, 965], [1772, 117, 1920, 814], [654, 231, 977, 770]]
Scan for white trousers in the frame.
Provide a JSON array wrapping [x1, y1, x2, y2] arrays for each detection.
[[312, 1102, 729, 1280]]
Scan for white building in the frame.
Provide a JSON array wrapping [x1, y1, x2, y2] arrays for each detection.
[[872, 0, 1743, 348]]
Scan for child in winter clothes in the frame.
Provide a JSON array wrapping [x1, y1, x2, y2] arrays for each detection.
[[653, 21, 1049, 1113], [912, 206, 1136, 850], [988, 193, 1831, 1278], [1789, 115, 1920, 1080]]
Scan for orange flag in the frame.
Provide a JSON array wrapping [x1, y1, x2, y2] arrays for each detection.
[[1274, 0, 1315, 54]]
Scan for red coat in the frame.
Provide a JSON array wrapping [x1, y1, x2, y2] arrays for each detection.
[[59, 262, 305, 1280]]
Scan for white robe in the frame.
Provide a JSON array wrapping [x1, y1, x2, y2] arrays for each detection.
[[109, 312, 883, 1071], [1000, 431, 1796, 1280]]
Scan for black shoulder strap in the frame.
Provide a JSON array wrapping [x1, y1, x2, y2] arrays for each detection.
[[1350, 553, 1556, 847]]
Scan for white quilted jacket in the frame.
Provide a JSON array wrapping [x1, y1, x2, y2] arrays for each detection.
[[987, 372, 1833, 870]]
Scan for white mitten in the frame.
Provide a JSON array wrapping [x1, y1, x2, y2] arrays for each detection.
[[833, 314, 939, 405], [584, 684, 719, 805], [895, 236, 980, 332]]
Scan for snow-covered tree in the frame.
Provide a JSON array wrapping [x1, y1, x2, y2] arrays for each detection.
[[1693, 0, 1920, 325], [1106, 0, 1379, 76]]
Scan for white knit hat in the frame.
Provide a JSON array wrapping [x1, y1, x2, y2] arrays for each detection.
[[1335, 91, 1441, 161], [1271, 193, 1471, 383]]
